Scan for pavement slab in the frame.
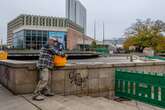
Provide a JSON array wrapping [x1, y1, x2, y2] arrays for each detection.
[[0, 84, 164, 110], [0, 85, 38, 110]]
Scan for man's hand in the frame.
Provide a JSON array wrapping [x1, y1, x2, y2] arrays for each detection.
[[58, 52, 67, 57]]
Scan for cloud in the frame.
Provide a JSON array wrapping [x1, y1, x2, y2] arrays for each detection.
[[0, 0, 165, 43]]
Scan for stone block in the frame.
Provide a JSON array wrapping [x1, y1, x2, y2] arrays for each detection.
[[109, 79, 115, 90], [14, 83, 36, 94], [52, 70, 65, 81], [8, 69, 15, 83], [64, 71, 77, 91], [114, 63, 136, 67], [80, 88, 89, 96], [64, 90, 77, 96], [99, 69, 109, 78], [100, 91, 109, 98], [0, 66, 8, 86], [0, 65, 3, 82], [65, 69, 88, 93], [15, 69, 37, 85], [135, 66, 144, 71], [126, 67, 137, 71], [108, 91, 115, 99], [150, 66, 165, 73], [52, 80, 65, 95], [143, 66, 153, 73], [7, 73, 15, 92], [89, 79, 99, 90], [88, 69, 99, 79], [76, 89, 84, 96], [99, 78, 110, 91], [88, 90, 100, 97]]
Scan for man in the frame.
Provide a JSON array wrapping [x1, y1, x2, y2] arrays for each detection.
[[33, 37, 64, 101]]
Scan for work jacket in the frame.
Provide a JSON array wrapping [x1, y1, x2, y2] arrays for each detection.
[[37, 44, 64, 70]]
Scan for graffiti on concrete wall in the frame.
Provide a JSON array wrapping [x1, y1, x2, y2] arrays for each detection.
[[0, 67, 10, 84], [68, 71, 88, 88], [2, 67, 9, 80]]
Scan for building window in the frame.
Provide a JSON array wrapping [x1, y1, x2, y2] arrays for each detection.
[[33, 17, 35, 25], [57, 19, 59, 27], [54, 18, 57, 26], [13, 30, 67, 50], [59, 19, 62, 27], [43, 18, 45, 26], [48, 18, 51, 26], [40, 17, 43, 26], [46, 18, 49, 26], [29, 16, 32, 25], [52, 19, 55, 26], [36, 16, 39, 25], [13, 30, 24, 49], [26, 16, 29, 25]]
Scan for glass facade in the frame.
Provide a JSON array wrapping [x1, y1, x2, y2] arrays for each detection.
[[13, 30, 67, 50], [49, 32, 67, 49], [13, 31, 24, 48], [25, 30, 48, 50]]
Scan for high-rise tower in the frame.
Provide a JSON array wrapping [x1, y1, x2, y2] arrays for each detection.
[[66, 0, 87, 33]]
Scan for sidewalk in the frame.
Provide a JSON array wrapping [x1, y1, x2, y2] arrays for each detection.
[[0, 84, 163, 110]]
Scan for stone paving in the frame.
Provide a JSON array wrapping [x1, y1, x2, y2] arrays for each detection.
[[0, 84, 164, 110], [0, 85, 37, 110]]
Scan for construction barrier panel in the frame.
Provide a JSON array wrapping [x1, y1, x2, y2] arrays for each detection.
[[96, 48, 109, 56], [145, 56, 165, 61], [115, 69, 165, 108]]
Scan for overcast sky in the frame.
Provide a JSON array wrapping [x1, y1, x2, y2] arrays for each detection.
[[0, 0, 165, 44]]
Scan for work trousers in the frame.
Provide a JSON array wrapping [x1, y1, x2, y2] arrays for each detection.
[[34, 68, 52, 94]]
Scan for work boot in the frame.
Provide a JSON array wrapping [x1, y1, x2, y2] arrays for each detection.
[[42, 88, 55, 97], [32, 94, 45, 101], [43, 91, 55, 97]]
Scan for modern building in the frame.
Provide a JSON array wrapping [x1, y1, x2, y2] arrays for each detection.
[[66, 0, 87, 33], [7, 14, 93, 50]]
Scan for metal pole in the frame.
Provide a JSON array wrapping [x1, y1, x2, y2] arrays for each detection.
[[103, 22, 105, 45], [94, 21, 96, 41], [0, 34, 2, 50], [83, 33, 85, 51]]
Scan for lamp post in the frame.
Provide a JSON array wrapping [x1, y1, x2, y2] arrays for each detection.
[[83, 30, 85, 51], [103, 22, 105, 45], [94, 21, 96, 41], [0, 35, 2, 50]]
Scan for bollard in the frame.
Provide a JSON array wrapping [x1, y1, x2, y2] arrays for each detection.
[[130, 55, 133, 62]]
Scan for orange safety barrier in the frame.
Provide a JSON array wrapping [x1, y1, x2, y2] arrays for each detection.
[[53, 55, 67, 67]]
